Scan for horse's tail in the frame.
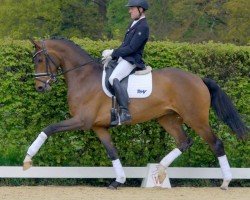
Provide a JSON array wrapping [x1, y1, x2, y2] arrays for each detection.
[[202, 78, 248, 140]]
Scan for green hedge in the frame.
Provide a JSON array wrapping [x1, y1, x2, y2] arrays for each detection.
[[0, 39, 249, 173]]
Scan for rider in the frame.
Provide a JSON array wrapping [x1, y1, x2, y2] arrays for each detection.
[[102, 0, 150, 126]]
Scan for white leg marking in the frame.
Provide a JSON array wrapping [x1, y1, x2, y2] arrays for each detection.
[[218, 155, 232, 190], [112, 159, 126, 184]]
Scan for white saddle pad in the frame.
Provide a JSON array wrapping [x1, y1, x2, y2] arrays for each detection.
[[102, 69, 152, 98]]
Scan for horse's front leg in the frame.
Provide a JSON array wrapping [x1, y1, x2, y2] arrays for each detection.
[[93, 126, 126, 189], [23, 117, 84, 170]]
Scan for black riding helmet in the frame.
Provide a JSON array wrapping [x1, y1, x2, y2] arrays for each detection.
[[125, 0, 149, 11]]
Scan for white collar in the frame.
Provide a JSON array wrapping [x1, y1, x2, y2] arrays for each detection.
[[130, 16, 146, 28]]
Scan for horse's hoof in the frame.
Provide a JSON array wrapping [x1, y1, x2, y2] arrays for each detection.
[[157, 165, 167, 184], [220, 179, 231, 190], [23, 161, 32, 171], [108, 181, 122, 190]]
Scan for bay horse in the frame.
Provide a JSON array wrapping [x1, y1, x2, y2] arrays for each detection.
[[23, 38, 248, 190]]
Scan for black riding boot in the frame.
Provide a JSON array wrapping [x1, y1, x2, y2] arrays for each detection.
[[110, 78, 131, 126]]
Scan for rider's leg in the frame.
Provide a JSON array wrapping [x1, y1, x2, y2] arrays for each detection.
[[112, 78, 131, 124], [109, 58, 136, 85], [109, 58, 135, 125]]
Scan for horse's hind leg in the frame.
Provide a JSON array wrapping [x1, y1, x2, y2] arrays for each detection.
[[186, 111, 232, 190], [158, 112, 193, 153], [190, 122, 232, 190], [156, 112, 193, 183]]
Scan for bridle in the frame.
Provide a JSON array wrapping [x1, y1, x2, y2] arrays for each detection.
[[33, 40, 94, 87]]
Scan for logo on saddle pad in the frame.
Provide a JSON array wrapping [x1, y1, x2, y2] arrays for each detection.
[[137, 89, 147, 94]]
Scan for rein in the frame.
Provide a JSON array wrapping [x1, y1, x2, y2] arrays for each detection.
[[33, 41, 94, 85]]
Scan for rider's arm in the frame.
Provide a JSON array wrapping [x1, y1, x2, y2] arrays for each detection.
[[111, 25, 149, 59]]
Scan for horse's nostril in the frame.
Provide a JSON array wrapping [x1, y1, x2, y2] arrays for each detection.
[[37, 86, 44, 92]]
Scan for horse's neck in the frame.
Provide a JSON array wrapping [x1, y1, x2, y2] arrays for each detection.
[[52, 41, 102, 99], [63, 62, 102, 97]]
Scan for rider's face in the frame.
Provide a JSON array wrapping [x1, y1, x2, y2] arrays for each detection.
[[129, 7, 141, 20]]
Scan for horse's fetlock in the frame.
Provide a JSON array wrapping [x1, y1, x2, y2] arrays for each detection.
[[179, 137, 193, 152], [214, 139, 225, 157]]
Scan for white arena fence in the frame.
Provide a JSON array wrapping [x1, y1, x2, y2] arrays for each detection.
[[0, 164, 249, 188]]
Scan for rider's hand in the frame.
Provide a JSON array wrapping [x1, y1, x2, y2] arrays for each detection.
[[102, 49, 113, 60], [101, 49, 113, 68], [102, 55, 112, 68]]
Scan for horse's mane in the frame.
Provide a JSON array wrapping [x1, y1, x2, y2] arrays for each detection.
[[49, 36, 102, 65]]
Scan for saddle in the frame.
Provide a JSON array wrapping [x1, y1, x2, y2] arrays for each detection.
[[102, 60, 153, 98]]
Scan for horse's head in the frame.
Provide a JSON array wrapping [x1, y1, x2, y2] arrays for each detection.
[[30, 39, 61, 92]]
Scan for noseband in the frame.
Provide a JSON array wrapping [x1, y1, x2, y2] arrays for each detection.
[[32, 40, 94, 87]]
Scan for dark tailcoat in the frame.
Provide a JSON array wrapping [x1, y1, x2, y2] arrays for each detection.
[[111, 18, 149, 69]]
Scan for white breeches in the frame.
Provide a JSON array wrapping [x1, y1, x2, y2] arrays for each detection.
[[109, 58, 136, 85]]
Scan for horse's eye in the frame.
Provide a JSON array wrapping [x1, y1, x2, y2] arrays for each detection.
[[34, 57, 43, 63]]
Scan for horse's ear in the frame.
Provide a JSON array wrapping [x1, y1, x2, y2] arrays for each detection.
[[29, 38, 41, 49]]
